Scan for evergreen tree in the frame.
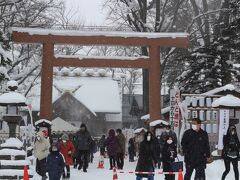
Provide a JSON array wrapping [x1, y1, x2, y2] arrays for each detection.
[[0, 31, 11, 82]]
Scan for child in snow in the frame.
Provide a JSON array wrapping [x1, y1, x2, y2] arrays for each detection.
[[46, 144, 65, 180], [59, 133, 75, 178]]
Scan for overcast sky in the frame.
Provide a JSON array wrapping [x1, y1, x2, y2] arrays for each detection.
[[64, 0, 107, 26]]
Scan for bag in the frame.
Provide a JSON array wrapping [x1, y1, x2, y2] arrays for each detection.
[[170, 157, 183, 172]]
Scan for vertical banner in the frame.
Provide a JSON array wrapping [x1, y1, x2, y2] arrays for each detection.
[[169, 89, 180, 138], [218, 109, 229, 150]]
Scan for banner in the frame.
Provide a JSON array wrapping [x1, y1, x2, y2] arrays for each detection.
[[169, 89, 180, 137], [218, 109, 229, 150]]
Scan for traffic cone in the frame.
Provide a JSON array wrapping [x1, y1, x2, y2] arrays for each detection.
[[113, 167, 118, 180], [23, 165, 29, 180], [178, 169, 183, 180]]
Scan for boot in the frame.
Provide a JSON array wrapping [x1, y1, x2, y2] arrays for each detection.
[[67, 172, 70, 178]]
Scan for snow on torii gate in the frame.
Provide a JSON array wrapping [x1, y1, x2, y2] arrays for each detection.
[[11, 28, 189, 122]]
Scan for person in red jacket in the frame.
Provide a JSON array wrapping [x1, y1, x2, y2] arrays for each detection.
[[59, 133, 75, 178]]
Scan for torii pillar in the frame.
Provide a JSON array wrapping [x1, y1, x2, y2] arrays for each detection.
[[11, 28, 189, 122]]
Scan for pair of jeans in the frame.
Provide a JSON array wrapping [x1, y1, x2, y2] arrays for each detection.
[[163, 162, 175, 180], [136, 175, 154, 180], [116, 152, 124, 169], [77, 150, 89, 170], [184, 163, 206, 180], [221, 158, 239, 180], [109, 156, 116, 169]]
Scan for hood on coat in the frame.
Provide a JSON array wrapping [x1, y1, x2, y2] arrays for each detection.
[[80, 123, 88, 132], [108, 129, 115, 137], [144, 131, 154, 142], [61, 133, 69, 141]]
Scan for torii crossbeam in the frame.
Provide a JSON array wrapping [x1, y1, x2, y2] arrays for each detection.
[[11, 28, 189, 122]]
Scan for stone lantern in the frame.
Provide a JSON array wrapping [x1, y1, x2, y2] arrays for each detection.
[[0, 81, 33, 179], [0, 80, 27, 137]]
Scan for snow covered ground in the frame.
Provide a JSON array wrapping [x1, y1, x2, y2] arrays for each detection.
[[33, 153, 238, 180]]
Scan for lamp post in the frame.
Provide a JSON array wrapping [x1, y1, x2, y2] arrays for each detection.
[[0, 80, 27, 138]]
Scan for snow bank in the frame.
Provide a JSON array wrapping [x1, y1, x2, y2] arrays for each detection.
[[0, 138, 23, 149], [7, 80, 18, 88]]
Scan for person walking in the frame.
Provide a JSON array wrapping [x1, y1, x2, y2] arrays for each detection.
[[105, 129, 118, 170], [59, 133, 75, 178], [75, 123, 93, 172], [160, 125, 177, 146], [128, 138, 135, 162], [34, 131, 50, 180], [181, 118, 212, 180], [221, 125, 240, 180], [135, 131, 157, 180], [46, 144, 65, 180], [162, 136, 177, 180], [116, 129, 126, 169], [99, 135, 106, 157]]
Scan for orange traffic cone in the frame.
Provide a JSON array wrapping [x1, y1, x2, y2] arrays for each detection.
[[113, 167, 118, 180], [178, 169, 183, 180], [23, 165, 29, 180], [97, 156, 104, 169]]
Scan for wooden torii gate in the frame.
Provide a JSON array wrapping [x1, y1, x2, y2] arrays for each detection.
[[11, 28, 188, 122]]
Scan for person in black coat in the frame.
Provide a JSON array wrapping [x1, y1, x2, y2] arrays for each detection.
[[221, 125, 240, 180], [162, 136, 177, 180], [128, 138, 135, 162], [135, 131, 157, 180], [46, 145, 65, 180], [181, 118, 211, 180], [75, 123, 93, 172]]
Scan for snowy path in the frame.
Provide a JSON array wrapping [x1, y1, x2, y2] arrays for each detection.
[[33, 154, 239, 180]]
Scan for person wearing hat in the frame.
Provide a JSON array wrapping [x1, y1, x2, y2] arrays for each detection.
[[75, 123, 93, 172], [34, 131, 50, 180], [59, 133, 75, 178], [46, 144, 65, 180]]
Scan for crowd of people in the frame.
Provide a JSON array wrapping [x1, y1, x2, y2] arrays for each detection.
[[32, 119, 240, 180]]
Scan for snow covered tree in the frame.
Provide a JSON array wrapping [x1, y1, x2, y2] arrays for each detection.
[[0, 30, 11, 83], [103, 0, 193, 113], [0, 0, 62, 93]]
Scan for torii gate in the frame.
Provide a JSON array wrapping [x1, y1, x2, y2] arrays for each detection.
[[11, 28, 189, 122]]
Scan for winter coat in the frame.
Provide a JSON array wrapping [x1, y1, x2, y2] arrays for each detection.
[[34, 131, 50, 160], [181, 128, 210, 166], [59, 140, 75, 165], [116, 133, 126, 154], [162, 142, 177, 163], [75, 129, 92, 151], [99, 136, 106, 149], [222, 126, 240, 160], [128, 138, 135, 155], [136, 132, 157, 178], [105, 136, 118, 156], [46, 151, 65, 180]]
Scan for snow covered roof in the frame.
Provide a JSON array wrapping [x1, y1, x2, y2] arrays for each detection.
[[134, 128, 147, 134], [202, 84, 237, 96], [0, 138, 23, 149], [11, 27, 188, 39], [0, 92, 26, 105], [149, 119, 169, 127], [35, 119, 52, 126], [52, 117, 79, 132], [212, 94, 240, 107], [27, 76, 121, 113]]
